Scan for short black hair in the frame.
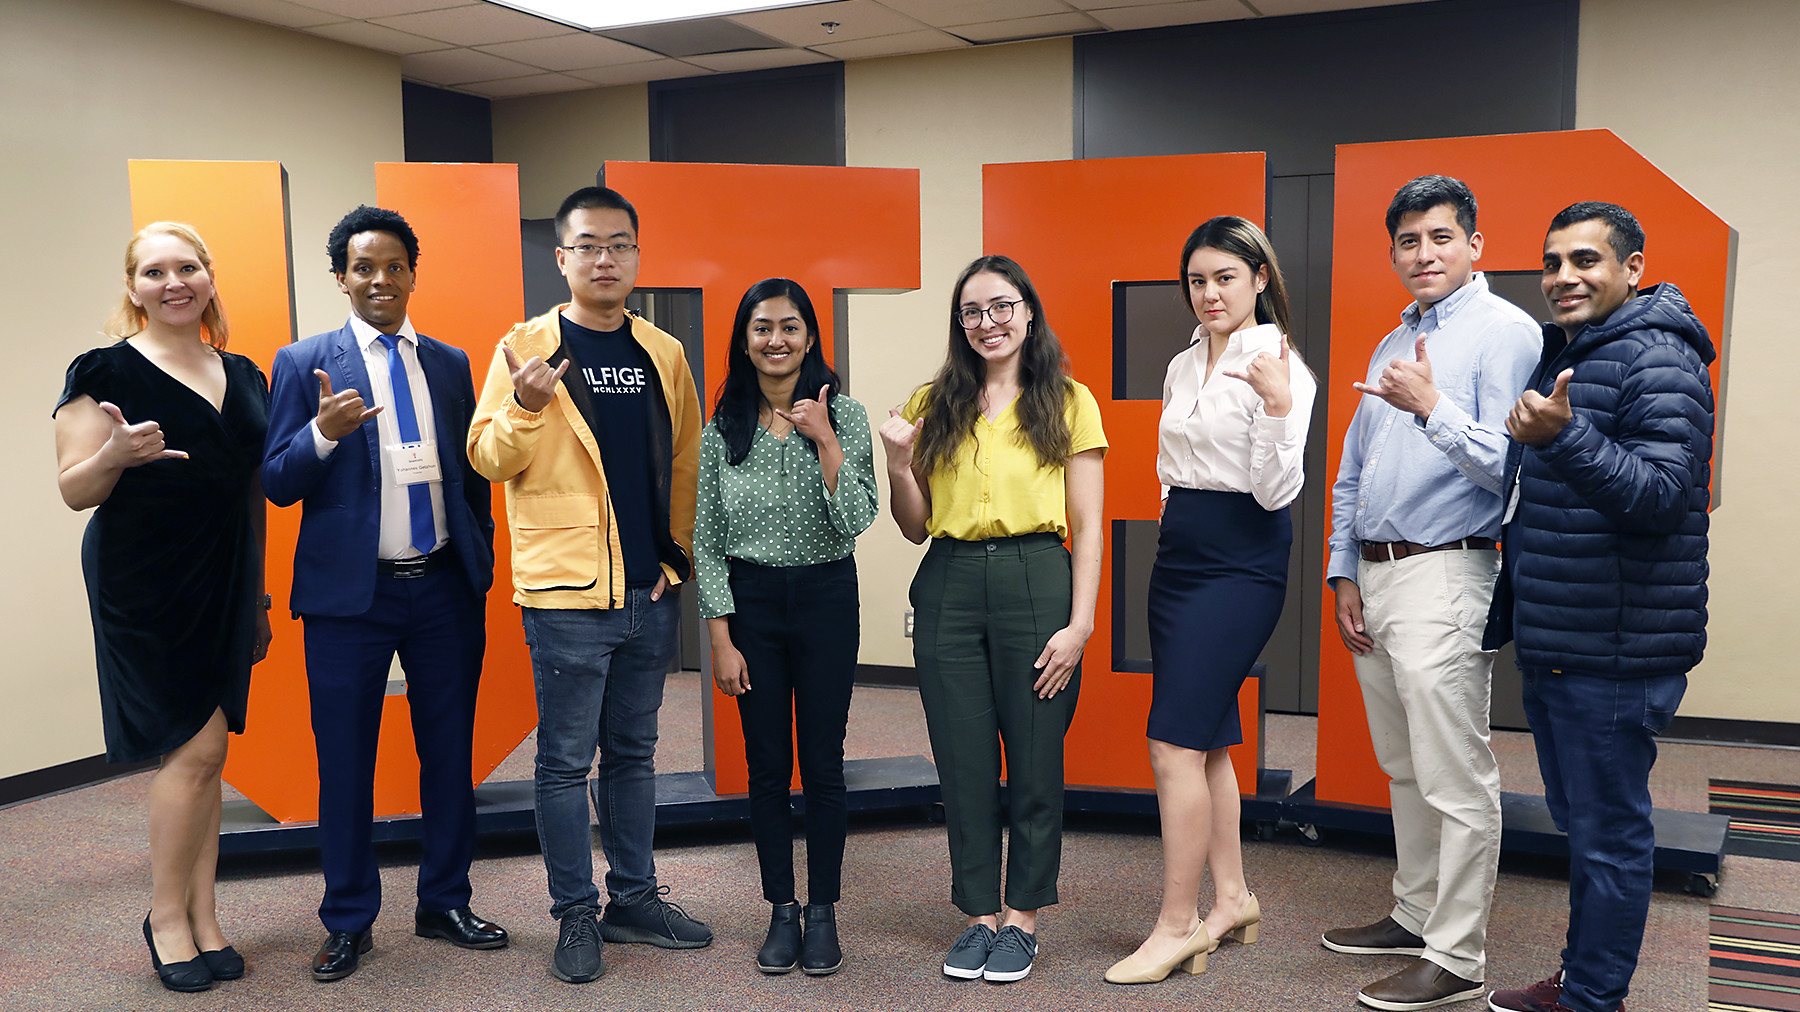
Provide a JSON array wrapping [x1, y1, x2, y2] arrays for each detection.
[[556, 186, 639, 243], [1385, 174, 1477, 240], [327, 205, 419, 274], [1547, 201, 1645, 261]]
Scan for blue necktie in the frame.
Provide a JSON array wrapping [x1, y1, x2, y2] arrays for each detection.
[[376, 334, 436, 556]]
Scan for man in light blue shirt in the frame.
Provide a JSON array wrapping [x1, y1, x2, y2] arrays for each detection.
[[1320, 176, 1540, 1012]]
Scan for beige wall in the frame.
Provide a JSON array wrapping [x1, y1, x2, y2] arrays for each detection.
[[1575, 0, 1800, 722], [844, 39, 1075, 667], [0, 0, 403, 779], [492, 86, 650, 219]]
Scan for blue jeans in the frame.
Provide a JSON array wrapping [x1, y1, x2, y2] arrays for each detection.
[[523, 590, 677, 919], [1520, 669, 1686, 1012]]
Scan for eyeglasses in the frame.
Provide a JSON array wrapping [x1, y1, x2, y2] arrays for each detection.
[[559, 243, 640, 261], [956, 299, 1025, 329]]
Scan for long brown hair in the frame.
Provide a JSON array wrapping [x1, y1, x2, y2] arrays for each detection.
[[913, 255, 1073, 477], [1180, 216, 1292, 343], [106, 221, 230, 349]]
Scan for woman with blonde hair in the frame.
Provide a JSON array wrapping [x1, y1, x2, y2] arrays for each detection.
[[53, 221, 271, 992], [1106, 216, 1315, 985]]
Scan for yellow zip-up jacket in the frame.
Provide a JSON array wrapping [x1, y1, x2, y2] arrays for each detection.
[[468, 305, 701, 609]]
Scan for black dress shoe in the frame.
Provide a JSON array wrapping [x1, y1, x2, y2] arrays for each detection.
[[800, 903, 842, 976], [312, 929, 372, 982], [200, 945, 245, 981], [415, 906, 509, 950], [756, 904, 801, 974], [144, 915, 213, 993]]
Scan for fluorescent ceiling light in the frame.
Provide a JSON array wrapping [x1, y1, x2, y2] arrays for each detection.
[[489, 1, 824, 32]]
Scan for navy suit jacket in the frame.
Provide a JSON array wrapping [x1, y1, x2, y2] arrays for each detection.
[[263, 323, 495, 617]]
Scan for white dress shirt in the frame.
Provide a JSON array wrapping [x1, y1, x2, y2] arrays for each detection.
[[310, 315, 449, 559], [1157, 322, 1317, 511]]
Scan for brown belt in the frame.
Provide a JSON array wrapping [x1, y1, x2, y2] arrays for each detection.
[[1360, 537, 1497, 563]]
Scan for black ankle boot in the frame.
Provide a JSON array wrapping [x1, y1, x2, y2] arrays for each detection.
[[801, 903, 842, 975], [756, 904, 801, 974]]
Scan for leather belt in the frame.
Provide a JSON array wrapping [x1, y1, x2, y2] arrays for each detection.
[[1360, 537, 1497, 563], [377, 549, 448, 579]]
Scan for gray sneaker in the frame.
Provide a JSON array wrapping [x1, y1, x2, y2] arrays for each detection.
[[942, 923, 995, 979], [551, 905, 604, 983], [983, 924, 1037, 982], [599, 886, 714, 949]]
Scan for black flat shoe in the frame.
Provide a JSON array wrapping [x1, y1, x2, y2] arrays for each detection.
[[800, 903, 842, 976], [143, 915, 213, 993], [756, 904, 801, 974], [415, 906, 509, 950], [200, 945, 245, 980], [312, 929, 372, 982]]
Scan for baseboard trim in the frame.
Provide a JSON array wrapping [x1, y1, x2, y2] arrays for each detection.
[[855, 664, 917, 689], [0, 754, 157, 809], [1664, 716, 1800, 748]]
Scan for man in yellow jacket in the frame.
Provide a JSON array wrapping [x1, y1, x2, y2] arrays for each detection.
[[468, 185, 705, 985]]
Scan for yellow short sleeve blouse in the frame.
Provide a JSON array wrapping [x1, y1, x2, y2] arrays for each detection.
[[903, 379, 1108, 541]]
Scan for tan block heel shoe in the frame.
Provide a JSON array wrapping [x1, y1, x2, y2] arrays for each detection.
[[1103, 924, 1212, 984]]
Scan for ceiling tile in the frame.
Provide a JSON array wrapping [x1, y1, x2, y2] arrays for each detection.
[[476, 32, 664, 70], [727, 0, 925, 47], [400, 47, 541, 85], [947, 10, 1104, 41], [1086, 0, 1250, 30], [683, 47, 834, 72], [565, 58, 712, 86], [373, 4, 568, 46], [304, 19, 448, 54], [170, 0, 345, 29], [601, 18, 787, 58], [878, 0, 1069, 26], [809, 27, 968, 59], [298, 0, 461, 15], [1250, 0, 1422, 14], [458, 72, 599, 97]]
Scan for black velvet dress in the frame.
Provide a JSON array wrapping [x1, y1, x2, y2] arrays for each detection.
[[55, 342, 269, 762]]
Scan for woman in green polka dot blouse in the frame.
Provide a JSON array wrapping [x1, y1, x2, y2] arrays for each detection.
[[694, 278, 878, 977]]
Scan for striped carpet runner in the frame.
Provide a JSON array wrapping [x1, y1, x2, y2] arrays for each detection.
[[1711, 780, 1800, 861], [1711, 906, 1800, 1011]]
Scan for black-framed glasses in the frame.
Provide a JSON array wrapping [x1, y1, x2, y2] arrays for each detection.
[[956, 299, 1024, 329], [559, 243, 639, 261]]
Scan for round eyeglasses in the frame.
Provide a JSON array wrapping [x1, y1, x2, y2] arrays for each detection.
[[956, 299, 1024, 329]]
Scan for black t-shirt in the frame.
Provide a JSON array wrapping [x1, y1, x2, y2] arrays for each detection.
[[559, 315, 659, 586]]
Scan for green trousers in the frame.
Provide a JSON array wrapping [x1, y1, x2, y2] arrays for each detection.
[[911, 532, 1079, 916]]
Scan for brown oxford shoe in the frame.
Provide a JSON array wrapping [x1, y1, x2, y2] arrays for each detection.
[[1323, 915, 1428, 955], [1357, 957, 1484, 1011]]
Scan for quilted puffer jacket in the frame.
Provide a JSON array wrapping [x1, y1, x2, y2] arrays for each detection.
[[1483, 282, 1714, 677]]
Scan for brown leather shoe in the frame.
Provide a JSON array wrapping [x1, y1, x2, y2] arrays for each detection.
[[1357, 957, 1483, 1010], [1322, 915, 1427, 955], [1485, 971, 1624, 1012]]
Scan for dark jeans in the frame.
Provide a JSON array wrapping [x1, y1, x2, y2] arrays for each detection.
[[1521, 668, 1687, 1012], [728, 555, 859, 905], [304, 564, 485, 932], [522, 590, 678, 919], [911, 533, 1078, 916]]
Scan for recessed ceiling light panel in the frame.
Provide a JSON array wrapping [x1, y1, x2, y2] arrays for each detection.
[[486, 1, 825, 32]]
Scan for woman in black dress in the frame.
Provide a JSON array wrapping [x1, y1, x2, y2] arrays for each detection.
[[53, 222, 271, 992], [1106, 217, 1315, 985]]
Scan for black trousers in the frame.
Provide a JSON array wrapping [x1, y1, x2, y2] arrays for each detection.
[[728, 555, 859, 905]]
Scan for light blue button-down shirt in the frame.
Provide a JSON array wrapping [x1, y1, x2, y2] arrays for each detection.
[[1327, 274, 1542, 584]]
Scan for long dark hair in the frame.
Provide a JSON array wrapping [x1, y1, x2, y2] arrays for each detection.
[[1179, 216, 1293, 342], [711, 277, 840, 465], [913, 255, 1073, 477]]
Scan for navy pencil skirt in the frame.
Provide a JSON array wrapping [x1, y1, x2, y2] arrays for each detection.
[[1146, 487, 1292, 751]]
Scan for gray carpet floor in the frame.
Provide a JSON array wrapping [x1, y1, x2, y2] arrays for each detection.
[[3, 674, 1793, 1011]]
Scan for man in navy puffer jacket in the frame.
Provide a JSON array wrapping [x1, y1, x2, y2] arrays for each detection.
[[1483, 202, 1714, 1012]]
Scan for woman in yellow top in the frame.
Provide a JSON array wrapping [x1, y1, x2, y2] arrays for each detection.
[[878, 254, 1105, 984]]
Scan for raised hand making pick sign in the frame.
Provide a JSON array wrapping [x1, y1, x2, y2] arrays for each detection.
[[1351, 332, 1440, 420], [311, 369, 381, 440]]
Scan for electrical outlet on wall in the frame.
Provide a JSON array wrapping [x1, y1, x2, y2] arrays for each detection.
[[904, 609, 914, 638]]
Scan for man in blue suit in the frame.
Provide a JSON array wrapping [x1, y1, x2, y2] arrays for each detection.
[[264, 206, 505, 982]]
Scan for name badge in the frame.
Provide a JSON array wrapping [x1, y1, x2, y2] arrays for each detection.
[[388, 440, 442, 486], [1502, 479, 1521, 525]]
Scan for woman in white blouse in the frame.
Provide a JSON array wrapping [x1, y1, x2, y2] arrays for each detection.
[[1106, 216, 1316, 985]]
